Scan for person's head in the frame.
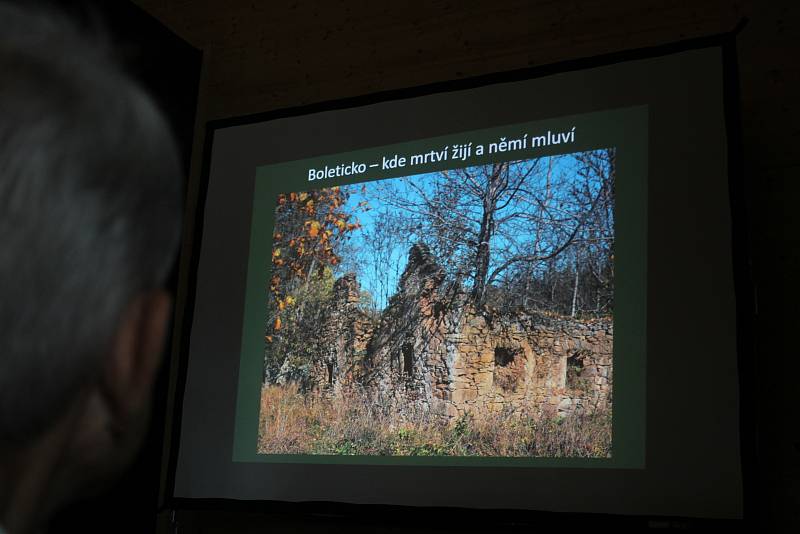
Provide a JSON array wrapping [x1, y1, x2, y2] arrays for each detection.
[[0, 3, 182, 532]]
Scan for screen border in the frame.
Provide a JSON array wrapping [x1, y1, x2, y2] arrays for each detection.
[[159, 23, 755, 530]]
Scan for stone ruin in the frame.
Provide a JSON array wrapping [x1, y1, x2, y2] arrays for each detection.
[[305, 244, 612, 420]]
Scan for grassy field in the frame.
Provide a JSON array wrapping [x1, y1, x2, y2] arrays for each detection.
[[257, 384, 611, 458]]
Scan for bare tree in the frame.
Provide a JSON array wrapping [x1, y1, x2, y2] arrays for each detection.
[[375, 150, 614, 310]]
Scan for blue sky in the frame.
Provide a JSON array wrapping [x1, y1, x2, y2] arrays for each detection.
[[328, 153, 608, 311]]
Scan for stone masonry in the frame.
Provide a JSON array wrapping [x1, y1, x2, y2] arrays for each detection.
[[309, 244, 612, 420]]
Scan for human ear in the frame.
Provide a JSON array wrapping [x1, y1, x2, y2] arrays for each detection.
[[51, 290, 172, 503], [102, 290, 172, 428]]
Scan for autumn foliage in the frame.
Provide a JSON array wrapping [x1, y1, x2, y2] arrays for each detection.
[[266, 185, 364, 343], [262, 185, 368, 385]]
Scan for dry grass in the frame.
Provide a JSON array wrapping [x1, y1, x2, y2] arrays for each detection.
[[258, 384, 611, 458]]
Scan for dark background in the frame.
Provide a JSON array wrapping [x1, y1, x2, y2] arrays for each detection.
[[41, 0, 797, 532]]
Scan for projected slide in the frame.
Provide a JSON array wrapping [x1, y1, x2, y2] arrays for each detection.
[[239, 109, 639, 462]]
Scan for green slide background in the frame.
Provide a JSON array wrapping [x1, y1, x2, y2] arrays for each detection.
[[232, 106, 647, 468]]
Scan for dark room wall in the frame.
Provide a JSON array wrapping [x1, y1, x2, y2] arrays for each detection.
[[130, 1, 798, 531]]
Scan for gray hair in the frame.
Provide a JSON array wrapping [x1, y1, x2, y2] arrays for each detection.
[[0, 3, 183, 442]]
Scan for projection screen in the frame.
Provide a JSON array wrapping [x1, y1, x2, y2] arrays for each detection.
[[166, 40, 746, 521]]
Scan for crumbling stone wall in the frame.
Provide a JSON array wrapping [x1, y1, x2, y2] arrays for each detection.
[[311, 244, 612, 420], [445, 311, 612, 419], [309, 273, 374, 392]]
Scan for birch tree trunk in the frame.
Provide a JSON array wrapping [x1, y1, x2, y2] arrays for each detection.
[[570, 255, 579, 317]]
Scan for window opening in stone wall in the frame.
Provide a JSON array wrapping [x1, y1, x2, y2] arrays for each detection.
[[494, 347, 516, 367], [493, 347, 523, 392], [566, 352, 585, 390], [327, 362, 334, 386], [402, 343, 414, 380]]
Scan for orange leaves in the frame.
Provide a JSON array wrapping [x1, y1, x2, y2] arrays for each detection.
[[267, 183, 369, 340], [282, 191, 318, 216], [276, 295, 296, 311], [307, 220, 321, 237], [274, 189, 356, 282], [318, 229, 333, 245]]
